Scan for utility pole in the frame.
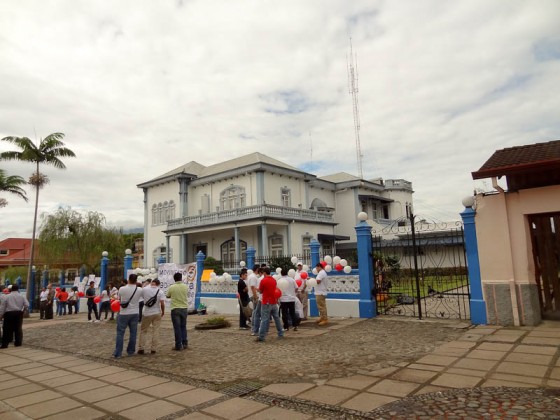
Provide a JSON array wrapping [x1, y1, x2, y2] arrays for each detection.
[[347, 37, 364, 179]]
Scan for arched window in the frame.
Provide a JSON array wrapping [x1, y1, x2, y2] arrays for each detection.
[[269, 235, 284, 257], [310, 198, 328, 210], [220, 185, 246, 210], [157, 203, 163, 225], [169, 200, 176, 220], [281, 187, 291, 207], [221, 239, 247, 263]]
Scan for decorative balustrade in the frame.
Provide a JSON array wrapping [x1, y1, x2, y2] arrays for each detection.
[[167, 204, 334, 230], [201, 282, 237, 294], [326, 276, 360, 293]]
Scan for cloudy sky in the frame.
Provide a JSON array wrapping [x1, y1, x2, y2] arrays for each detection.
[[1, 0, 559, 240]]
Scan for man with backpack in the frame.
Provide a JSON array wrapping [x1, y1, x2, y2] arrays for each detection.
[[137, 279, 165, 355]]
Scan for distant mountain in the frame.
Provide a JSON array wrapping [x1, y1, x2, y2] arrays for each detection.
[[123, 227, 143, 234]]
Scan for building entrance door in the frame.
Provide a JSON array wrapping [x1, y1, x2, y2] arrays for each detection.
[[529, 213, 560, 320]]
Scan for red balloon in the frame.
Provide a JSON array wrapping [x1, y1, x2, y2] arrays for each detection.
[[300, 271, 308, 279], [2, 288, 9, 294], [320, 261, 327, 268], [274, 288, 282, 299], [93, 296, 101, 304], [295, 279, 302, 287], [78, 291, 85, 297], [335, 263, 343, 271], [111, 300, 121, 312], [55, 287, 61, 292]]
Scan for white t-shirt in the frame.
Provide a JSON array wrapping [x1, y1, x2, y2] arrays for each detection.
[[101, 290, 110, 302], [314, 270, 328, 296], [142, 286, 162, 317], [40, 290, 48, 301], [118, 284, 144, 315], [110, 287, 119, 300], [279, 276, 297, 303], [247, 272, 259, 299]]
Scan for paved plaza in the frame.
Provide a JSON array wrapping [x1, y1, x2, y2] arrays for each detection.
[[1, 312, 560, 418]]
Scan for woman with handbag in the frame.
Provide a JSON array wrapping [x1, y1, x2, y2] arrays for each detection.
[[237, 268, 251, 330]]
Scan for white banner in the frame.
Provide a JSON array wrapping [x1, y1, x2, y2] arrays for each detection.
[[157, 263, 197, 311]]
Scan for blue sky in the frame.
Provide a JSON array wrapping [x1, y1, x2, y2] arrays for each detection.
[[1, 0, 559, 238]]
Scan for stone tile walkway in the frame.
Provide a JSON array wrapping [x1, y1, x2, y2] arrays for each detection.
[[1, 316, 560, 418]]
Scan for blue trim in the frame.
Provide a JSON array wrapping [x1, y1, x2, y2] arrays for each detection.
[[195, 251, 205, 308], [100, 256, 109, 291], [461, 207, 487, 325], [356, 220, 376, 318], [246, 246, 256, 269], [124, 255, 133, 280], [200, 292, 237, 299]]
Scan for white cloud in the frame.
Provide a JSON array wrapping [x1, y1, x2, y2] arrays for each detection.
[[1, 0, 559, 239]]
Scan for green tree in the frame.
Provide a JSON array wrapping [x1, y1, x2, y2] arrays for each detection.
[[0, 133, 76, 295], [38, 207, 124, 273], [0, 168, 28, 207]]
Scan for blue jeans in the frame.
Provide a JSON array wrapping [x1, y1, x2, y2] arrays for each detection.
[[171, 308, 188, 349], [114, 313, 139, 357], [252, 301, 262, 334], [57, 301, 66, 316], [258, 304, 283, 341]]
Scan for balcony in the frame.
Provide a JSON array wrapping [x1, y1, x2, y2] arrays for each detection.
[[166, 204, 335, 231]]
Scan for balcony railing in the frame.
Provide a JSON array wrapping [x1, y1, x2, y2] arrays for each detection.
[[167, 204, 334, 231]]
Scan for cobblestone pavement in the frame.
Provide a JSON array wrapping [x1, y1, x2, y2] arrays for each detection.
[[0, 312, 559, 419]]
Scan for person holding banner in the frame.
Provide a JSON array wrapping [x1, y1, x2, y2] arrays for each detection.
[[166, 272, 189, 351]]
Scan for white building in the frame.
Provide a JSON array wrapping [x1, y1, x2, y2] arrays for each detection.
[[137, 153, 413, 267]]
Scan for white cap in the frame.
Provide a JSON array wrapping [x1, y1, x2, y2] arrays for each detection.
[[297, 262, 303, 266]]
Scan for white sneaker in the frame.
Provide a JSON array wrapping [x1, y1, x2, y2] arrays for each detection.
[[93, 320, 100, 323]]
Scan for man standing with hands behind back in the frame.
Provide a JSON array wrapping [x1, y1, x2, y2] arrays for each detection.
[[167, 272, 189, 351]]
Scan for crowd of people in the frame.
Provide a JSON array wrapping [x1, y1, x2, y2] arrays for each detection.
[[239, 262, 329, 342], [1, 261, 329, 353]]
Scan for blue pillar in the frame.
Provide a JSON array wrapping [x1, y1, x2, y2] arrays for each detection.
[[80, 266, 86, 282], [195, 251, 205, 309], [246, 246, 256, 269], [42, 269, 49, 288], [16, 276, 22, 288], [309, 239, 320, 317], [158, 255, 166, 266], [124, 250, 133, 280], [356, 217, 376, 318], [461, 205, 487, 325], [100, 252, 109, 291], [59, 270, 65, 287], [4, 279, 9, 287], [29, 266, 36, 312]]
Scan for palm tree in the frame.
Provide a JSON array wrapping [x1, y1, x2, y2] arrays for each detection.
[[0, 168, 28, 207], [0, 133, 76, 297]]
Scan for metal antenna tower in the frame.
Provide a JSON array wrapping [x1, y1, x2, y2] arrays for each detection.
[[347, 38, 364, 179]]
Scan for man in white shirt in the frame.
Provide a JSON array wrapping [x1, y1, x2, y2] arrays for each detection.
[[138, 279, 165, 355], [278, 269, 300, 331], [113, 274, 144, 358], [250, 266, 263, 336], [314, 263, 329, 326], [0, 284, 29, 348], [39, 287, 48, 320]]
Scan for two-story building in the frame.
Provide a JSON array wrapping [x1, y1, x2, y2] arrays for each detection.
[[137, 152, 413, 267]]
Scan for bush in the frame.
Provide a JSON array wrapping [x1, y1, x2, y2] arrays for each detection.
[[206, 316, 230, 326], [268, 257, 295, 274], [204, 257, 224, 275]]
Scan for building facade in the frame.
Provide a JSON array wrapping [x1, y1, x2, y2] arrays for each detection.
[[138, 153, 413, 268]]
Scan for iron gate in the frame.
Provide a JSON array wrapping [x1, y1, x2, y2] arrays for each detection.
[[372, 217, 471, 320]]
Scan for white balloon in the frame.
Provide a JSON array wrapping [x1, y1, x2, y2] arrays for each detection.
[[333, 256, 341, 265], [276, 267, 282, 274], [312, 268, 318, 275], [150, 267, 156, 273], [325, 264, 332, 273], [288, 269, 296, 278], [134, 268, 142, 274], [277, 278, 289, 291], [340, 259, 348, 267], [307, 278, 318, 288], [324, 255, 332, 264], [224, 273, 232, 281], [247, 269, 253, 275], [217, 276, 225, 284], [273, 274, 281, 280], [302, 264, 309, 272], [209, 278, 217, 285], [290, 256, 298, 265], [210, 272, 217, 278], [239, 261, 246, 267], [343, 265, 352, 273]]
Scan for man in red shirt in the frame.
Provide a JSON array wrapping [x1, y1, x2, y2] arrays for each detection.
[[256, 267, 284, 342]]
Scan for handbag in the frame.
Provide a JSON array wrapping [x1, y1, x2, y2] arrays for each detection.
[[239, 298, 253, 318], [120, 286, 138, 309], [144, 290, 159, 308]]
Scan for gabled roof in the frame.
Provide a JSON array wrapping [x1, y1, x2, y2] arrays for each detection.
[[139, 152, 307, 188], [0, 238, 31, 251], [472, 140, 560, 179], [319, 172, 361, 183], [0, 238, 33, 266]]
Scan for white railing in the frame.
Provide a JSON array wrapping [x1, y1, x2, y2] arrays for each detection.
[[167, 204, 334, 230]]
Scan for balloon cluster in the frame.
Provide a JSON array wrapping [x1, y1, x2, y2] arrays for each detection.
[[133, 267, 157, 283], [208, 272, 235, 285], [315, 255, 352, 274]]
